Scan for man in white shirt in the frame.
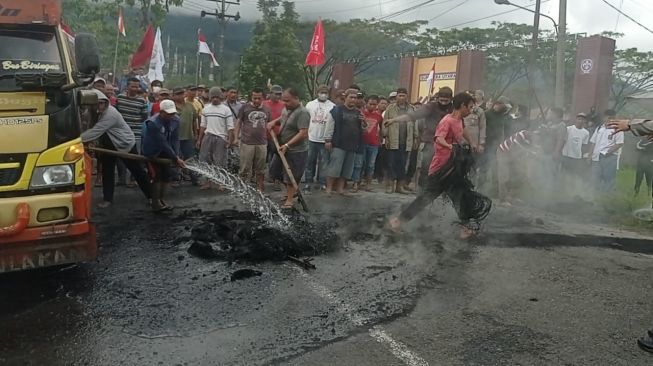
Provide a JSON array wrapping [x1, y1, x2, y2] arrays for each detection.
[[303, 85, 336, 190], [197, 87, 235, 190], [587, 109, 624, 192], [562, 113, 591, 192]]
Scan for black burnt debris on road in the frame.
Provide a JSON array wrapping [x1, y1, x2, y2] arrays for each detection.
[[181, 209, 340, 265]]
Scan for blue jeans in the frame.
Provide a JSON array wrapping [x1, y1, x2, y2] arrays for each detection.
[[352, 145, 380, 182], [592, 154, 618, 192], [304, 141, 330, 185]]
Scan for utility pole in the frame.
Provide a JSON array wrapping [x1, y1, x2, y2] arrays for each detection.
[[200, 0, 241, 85], [554, 0, 567, 109]]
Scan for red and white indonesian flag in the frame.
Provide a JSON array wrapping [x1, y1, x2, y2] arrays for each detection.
[[198, 29, 219, 67], [118, 7, 126, 36], [426, 61, 436, 95]]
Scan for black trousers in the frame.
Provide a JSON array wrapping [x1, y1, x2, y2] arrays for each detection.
[[399, 169, 465, 223], [99, 144, 151, 202], [405, 148, 419, 181], [635, 153, 653, 195]]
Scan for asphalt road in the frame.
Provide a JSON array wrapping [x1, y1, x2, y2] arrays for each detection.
[[1, 184, 652, 366]]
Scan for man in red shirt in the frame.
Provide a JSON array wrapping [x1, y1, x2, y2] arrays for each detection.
[[352, 95, 383, 191], [150, 88, 171, 116], [263, 84, 285, 188], [389, 92, 491, 239]]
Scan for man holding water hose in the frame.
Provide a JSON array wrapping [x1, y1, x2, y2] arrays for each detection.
[[607, 116, 653, 353]]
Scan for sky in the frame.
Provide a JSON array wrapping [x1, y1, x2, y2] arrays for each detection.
[[178, 0, 653, 52]]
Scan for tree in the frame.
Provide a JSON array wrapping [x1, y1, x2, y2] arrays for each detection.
[[296, 19, 425, 96], [610, 48, 653, 112], [239, 0, 305, 94], [120, 0, 185, 28]]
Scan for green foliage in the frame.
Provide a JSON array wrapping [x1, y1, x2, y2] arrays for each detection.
[[611, 48, 653, 111], [119, 0, 184, 28], [296, 19, 425, 96], [239, 1, 304, 95], [63, 0, 139, 76]]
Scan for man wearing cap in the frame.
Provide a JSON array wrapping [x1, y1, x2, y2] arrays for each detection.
[[186, 85, 204, 117], [561, 112, 590, 191], [197, 87, 235, 190], [172, 87, 200, 186], [197, 85, 209, 107], [304, 85, 336, 191], [81, 90, 152, 208], [234, 87, 271, 192], [388, 91, 398, 106], [142, 100, 184, 211]]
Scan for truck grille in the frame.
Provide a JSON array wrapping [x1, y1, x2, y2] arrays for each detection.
[[0, 168, 21, 186], [0, 154, 27, 187]]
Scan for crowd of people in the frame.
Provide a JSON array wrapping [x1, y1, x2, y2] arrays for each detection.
[[81, 71, 647, 231]]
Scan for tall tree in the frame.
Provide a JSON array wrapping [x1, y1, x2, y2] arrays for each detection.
[[610, 47, 653, 112], [120, 0, 185, 28], [297, 19, 425, 96], [239, 0, 304, 94]]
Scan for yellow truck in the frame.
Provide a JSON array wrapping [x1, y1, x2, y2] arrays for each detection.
[[0, 0, 101, 272]]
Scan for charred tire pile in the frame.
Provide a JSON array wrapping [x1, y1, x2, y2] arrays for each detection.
[[186, 210, 339, 262]]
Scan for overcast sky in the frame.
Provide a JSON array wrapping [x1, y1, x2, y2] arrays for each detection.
[[178, 0, 653, 51]]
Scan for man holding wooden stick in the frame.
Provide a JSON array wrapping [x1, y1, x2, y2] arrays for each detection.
[[266, 87, 310, 209], [81, 90, 151, 208]]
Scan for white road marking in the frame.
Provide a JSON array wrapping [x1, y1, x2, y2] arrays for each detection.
[[294, 267, 429, 366]]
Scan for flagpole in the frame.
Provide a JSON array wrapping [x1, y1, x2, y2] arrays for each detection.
[[112, 25, 120, 83], [195, 52, 200, 86], [313, 65, 318, 97]]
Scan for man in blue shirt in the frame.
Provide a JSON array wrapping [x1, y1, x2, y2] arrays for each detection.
[[142, 100, 186, 212]]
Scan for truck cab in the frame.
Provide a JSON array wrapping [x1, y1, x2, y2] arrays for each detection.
[[0, 0, 100, 272]]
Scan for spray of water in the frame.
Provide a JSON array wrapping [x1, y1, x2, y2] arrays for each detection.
[[185, 159, 292, 230]]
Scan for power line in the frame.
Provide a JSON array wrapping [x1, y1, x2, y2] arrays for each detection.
[[302, 0, 409, 16], [438, 0, 551, 30], [601, 0, 653, 34], [377, 0, 455, 21], [428, 0, 468, 22]]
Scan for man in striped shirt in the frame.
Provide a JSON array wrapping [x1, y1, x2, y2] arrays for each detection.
[[496, 129, 537, 206], [116, 77, 148, 144]]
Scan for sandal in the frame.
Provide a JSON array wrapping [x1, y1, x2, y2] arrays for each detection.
[[281, 203, 294, 210]]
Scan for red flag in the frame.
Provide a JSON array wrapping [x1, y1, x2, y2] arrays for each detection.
[[118, 8, 126, 36], [305, 19, 325, 66], [129, 25, 155, 68]]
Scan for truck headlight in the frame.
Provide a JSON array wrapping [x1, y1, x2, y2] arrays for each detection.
[[30, 165, 74, 188]]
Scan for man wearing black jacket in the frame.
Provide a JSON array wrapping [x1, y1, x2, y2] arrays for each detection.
[[142, 100, 186, 212]]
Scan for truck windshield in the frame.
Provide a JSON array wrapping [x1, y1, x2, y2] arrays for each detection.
[[0, 29, 64, 91]]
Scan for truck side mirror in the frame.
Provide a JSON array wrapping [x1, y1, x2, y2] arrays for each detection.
[[78, 90, 99, 106], [74, 33, 101, 75]]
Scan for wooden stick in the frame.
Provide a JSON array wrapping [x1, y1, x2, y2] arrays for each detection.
[[270, 134, 309, 212], [88, 146, 173, 165]]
